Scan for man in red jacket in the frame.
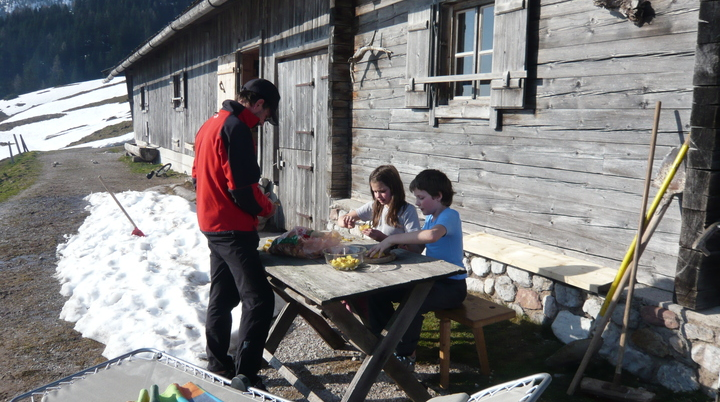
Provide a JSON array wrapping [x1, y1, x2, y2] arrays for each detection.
[[192, 78, 279, 390]]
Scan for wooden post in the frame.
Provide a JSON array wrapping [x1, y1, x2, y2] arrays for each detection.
[[13, 134, 21, 154], [20, 135, 29, 152], [7, 143, 14, 163], [675, 0, 720, 310]]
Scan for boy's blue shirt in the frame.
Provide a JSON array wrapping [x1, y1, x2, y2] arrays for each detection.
[[423, 207, 467, 280]]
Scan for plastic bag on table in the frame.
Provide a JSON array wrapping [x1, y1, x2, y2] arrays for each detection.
[[267, 226, 342, 259]]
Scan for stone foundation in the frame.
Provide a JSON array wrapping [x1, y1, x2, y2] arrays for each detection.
[[464, 253, 718, 395]]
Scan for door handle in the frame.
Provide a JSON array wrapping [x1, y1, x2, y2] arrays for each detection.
[[275, 149, 285, 169]]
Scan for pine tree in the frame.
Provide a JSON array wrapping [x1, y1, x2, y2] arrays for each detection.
[[0, 0, 195, 99]]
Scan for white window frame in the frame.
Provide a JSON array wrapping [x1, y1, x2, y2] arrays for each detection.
[[450, 3, 495, 101], [405, 0, 528, 125], [140, 85, 148, 112], [172, 71, 187, 111]]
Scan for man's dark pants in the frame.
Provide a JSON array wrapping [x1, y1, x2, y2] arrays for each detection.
[[204, 231, 274, 383]]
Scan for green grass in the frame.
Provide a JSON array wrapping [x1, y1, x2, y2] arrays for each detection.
[[0, 151, 41, 203], [119, 155, 185, 179], [417, 314, 709, 401]]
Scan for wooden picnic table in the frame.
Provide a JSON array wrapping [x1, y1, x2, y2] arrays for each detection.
[[259, 238, 465, 402]]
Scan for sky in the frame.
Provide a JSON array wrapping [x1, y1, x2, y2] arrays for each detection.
[[1, 79, 228, 367]]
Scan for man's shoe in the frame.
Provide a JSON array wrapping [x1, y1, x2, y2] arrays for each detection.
[[230, 374, 252, 391], [394, 353, 416, 372], [230, 375, 268, 392]]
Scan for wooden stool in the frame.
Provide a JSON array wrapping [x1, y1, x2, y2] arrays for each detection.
[[434, 294, 516, 389]]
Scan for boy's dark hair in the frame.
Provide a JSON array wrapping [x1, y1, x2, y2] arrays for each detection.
[[409, 169, 454, 206], [369, 165, 407, 228]]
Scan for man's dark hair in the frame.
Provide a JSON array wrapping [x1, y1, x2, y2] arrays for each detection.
[[409, 169, 454, 206], [237, 90, 264, 107]]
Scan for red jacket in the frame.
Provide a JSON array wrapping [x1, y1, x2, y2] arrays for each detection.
[[192, 100, 274, 233]]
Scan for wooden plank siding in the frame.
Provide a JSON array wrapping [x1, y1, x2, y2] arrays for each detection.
[[124, 0, 354, 231], [118, 0, 704, 297], [350, 0, 697, 292]]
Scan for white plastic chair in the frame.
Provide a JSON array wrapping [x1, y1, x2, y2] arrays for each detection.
[[428, 373, 552, 402]]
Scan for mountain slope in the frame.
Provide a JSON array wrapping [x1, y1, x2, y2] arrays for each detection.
[[0, 78, 132, 153]]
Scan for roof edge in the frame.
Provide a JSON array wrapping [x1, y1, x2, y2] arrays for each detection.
[[104, 0, 231, 83]]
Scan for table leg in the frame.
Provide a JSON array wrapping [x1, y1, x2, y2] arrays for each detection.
[[263, 292, 338, 402], [271, 283, 348, 350], [323, 281, 434, 402], [266, 301, 300, 354]]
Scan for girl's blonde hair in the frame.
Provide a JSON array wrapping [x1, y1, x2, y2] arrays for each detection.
[[369, 165, 408, 228]]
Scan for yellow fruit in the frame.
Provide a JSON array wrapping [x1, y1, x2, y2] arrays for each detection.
[[330, 255, 359, 270], [359, 223, 371, 231]]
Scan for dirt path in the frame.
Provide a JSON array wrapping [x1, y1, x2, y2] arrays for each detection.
[[0, 147, 188, 401]]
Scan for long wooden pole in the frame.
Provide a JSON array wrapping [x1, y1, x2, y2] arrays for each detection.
[[567, 192, 674, 395], [599, 133, 692, 316], [568, 102, 670, 395], [613, 101, 660, 385]]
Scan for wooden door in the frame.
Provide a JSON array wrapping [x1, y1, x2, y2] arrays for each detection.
[[276, 52, 329, 230], [217, 52, 238, 110]]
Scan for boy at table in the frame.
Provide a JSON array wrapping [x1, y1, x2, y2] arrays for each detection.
[[367, 169, 467, 371]]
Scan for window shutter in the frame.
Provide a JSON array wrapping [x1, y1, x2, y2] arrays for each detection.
[[405, 5, 433, 108], [490, 0, 528, 109], [217, 53, 237, 111]]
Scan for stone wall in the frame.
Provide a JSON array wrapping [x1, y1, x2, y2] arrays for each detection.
[[464, 253, 716, 395], [329, 200, 720, 397]]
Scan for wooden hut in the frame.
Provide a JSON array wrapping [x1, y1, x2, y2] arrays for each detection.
[[105, 0, 719, 313]]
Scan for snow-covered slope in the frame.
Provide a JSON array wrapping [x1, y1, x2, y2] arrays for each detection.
[[0, 78, 133, 152]]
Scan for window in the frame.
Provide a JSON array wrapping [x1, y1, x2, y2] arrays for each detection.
[[452, 4, 494, 99], [172, 72, 187, 110], [140, 86, 148, 111], [405, 0, 528, 124]]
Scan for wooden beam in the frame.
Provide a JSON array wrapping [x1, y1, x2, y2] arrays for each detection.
[[464, 232, 617, 293]]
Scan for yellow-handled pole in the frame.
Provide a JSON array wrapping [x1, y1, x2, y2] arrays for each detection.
[[599, 133, 691, 316]]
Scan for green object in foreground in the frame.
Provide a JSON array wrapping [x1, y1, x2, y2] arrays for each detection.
[[0, 151, 41, 203]]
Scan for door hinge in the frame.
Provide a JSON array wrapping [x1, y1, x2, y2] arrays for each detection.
[[296, 79, 315, 87]]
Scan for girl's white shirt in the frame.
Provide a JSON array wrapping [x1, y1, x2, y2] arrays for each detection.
[[354, 202, 421, 236]]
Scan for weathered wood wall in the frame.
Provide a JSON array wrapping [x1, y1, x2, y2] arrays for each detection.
[[124, 0, 353, 231], [128, 19, 219, 163], [351, 0, 698, 292]]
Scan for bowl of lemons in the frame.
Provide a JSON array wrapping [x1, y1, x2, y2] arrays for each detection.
[[324, 245, 366, 271]]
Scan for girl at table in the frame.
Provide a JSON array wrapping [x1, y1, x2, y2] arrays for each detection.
[[337, 165, 421, 318], [366, 169, 467, 372], [337, 165, 421, 248]]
